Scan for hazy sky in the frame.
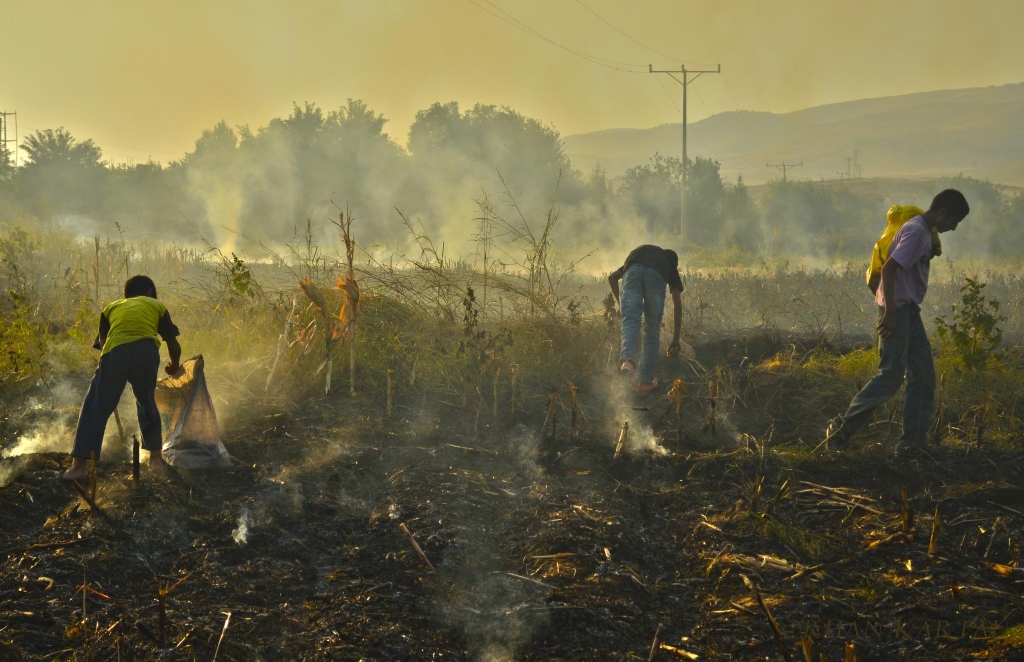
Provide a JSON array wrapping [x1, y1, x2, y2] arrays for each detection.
[[5, 0, 1022, 165]]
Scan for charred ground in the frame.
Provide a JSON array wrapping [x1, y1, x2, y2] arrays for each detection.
[[3, 335, 1024, 661]]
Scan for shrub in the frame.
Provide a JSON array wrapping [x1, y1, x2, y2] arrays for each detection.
[[935, 278, 1005, 372]]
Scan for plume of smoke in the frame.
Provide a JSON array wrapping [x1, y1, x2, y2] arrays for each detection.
[[508, 425, 542, 479], [0, 457, 29, 487], [440, 573, 551, 662], [232, 506, 252, 545], [598, 361, 671, 458], [2, 351, 142, 462], [628, 419, 670, 457], [3, 418, 72, 458]]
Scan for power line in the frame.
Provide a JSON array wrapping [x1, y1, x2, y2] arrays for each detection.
[[573, 0, 717, 68], [720, 71, 767, 157], [484, 0, 649, 68], [465, 0, 647, 72], [658, 67, 760, 174], [655, 75, 680, 113], [482, 0, 644, 67], [688, 85, 760, 172]]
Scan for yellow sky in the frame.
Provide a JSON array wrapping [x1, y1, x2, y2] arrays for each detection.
[[5, 0, 1022, 165]]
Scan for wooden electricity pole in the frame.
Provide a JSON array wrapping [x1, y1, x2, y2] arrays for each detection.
[[649, 64, 720, 242]]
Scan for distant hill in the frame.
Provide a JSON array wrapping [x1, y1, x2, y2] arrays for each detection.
[[564, 82, 1024, 187]]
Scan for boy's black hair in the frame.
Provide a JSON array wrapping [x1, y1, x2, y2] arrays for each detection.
[[663, 249, 679, 270], [929, 189, 970, 218], [124, 275, 157, 298]]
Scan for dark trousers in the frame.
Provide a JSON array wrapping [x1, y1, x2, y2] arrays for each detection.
[[72, 340, 163, 461], [831, 304, 936, 445]]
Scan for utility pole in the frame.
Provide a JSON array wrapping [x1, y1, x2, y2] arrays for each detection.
[[0, 111, 17, 167], [766, 161, 802, 182], [853, 149, 861, 178], [844, 156, 854, 179], [649, 64, 721, 242]]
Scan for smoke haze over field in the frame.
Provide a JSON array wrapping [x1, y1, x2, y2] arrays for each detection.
[[3, 99, 1023, 272], [2, 2, 1024, 269]]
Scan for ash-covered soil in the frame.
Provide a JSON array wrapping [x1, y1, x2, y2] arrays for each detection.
[[3, 350, 1024, 661]]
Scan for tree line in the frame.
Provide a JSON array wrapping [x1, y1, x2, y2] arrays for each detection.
[[0, 99, 1021, 262]]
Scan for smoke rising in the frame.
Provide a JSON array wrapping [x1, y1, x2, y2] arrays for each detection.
[[11, 99, 1020, 277], [0, 457, 28, 488], [232, 506, 252, 545]]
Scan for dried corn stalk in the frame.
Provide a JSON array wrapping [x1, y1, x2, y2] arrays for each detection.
[[668, 379, 684, 443], [334, 209, 360, 396], [299, 278, 339, 393]]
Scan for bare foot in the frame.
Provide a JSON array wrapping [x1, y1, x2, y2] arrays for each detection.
[[149, 455, 169, 472], [61, 458, 90, 482]]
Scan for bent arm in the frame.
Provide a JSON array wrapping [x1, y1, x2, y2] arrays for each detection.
[[608, 270, 622, 302], [880, 258, 899, 314], [665, 289, 683, 356], [165, 337, 182, 374], [877, 258, 900, 338], [92, 313, 110, 351], [671, 290, 682, 342]]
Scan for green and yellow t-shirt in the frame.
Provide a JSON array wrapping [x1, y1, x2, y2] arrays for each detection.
[[93, 296, 179, 355]]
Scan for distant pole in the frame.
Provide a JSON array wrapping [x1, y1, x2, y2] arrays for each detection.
[[0, 112, 16, 167], [766, 161, 803, 182], [845, 156, 854, 179], [649, 64, 721, 242], [682, 69, 687, 241]]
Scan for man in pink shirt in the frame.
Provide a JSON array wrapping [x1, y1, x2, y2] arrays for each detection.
[[826, 189, 969, 452]]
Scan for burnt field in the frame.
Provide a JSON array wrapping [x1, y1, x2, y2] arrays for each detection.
[[4, 334, 1024, 661]]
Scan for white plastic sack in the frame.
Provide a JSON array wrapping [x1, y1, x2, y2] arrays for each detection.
[[155, 355, 231, 469]]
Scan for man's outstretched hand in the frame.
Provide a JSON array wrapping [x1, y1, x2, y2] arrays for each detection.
[[165, 362, 181, 376], [667, 340, 681, 357]]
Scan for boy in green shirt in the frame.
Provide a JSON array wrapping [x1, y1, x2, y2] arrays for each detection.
[[60, 275, 181, 482]]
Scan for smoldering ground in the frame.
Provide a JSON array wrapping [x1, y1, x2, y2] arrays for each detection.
[[5, 317, 1024, 660]]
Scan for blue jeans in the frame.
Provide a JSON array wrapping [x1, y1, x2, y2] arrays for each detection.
[[831, 304, 936, 445], [72, 339, 164, 460], [619, 264, 667, 385]]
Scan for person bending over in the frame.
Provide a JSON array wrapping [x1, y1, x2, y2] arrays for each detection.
[[609, 245, 683, 396], [61, 275, 181, 481]]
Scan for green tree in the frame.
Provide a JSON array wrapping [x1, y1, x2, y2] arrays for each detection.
[[619, 154, 726, 246], [183, 100, 411, 243], [585, 163, 612, 216], [759, 180, 877, 257], [20, 127, 103, 168], [687, 156, 725, 247], [0, 141, 13, 181], [183, 120, 238, 164], [723, 175, 762, 252], [987, 191, 1024, 256], [17, 127, 106, 216], [619, 153, 683, 237], [408, 101, 581, 209]]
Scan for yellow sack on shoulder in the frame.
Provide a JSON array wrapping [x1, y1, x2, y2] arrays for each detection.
[[866, 204, 941, 293]]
